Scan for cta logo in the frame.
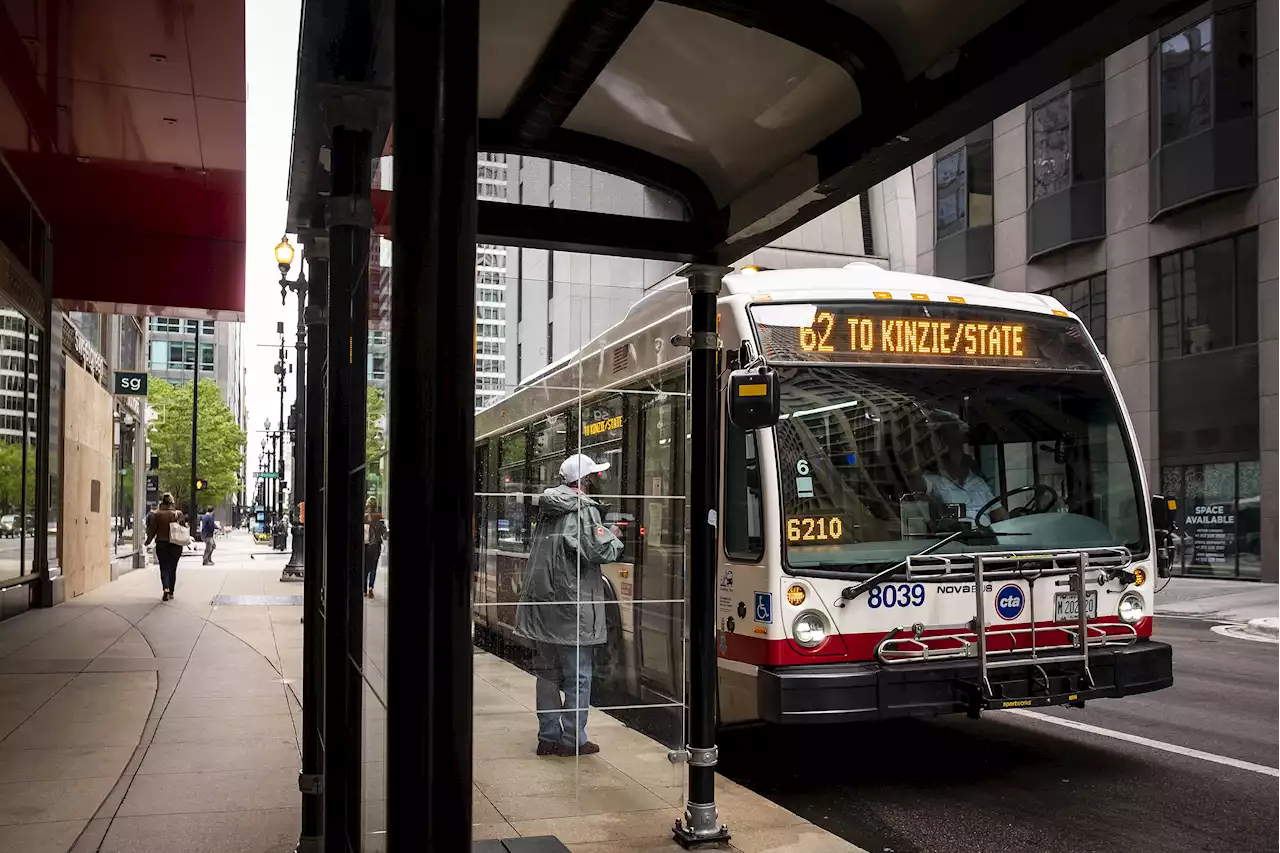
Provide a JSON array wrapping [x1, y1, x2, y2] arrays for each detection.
[[995, 584, 1025, 621]]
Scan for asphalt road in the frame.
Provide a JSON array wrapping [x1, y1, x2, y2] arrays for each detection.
[[720, 619, 1278, 853]]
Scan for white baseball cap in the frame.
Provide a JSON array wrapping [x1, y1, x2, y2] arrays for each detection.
[[560, 453, 610, 484]]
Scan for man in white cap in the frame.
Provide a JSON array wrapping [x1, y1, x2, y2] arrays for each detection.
[[515, 452, 623, 757]]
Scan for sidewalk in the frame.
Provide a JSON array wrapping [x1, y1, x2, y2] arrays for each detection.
[[0, 532, 868, 853], [0, 531, 303, 853], [1155, 576, 1279, 623]]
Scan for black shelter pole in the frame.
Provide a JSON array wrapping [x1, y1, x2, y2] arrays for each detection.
[[295, 237, 327, 853], [323, 123, 371, 853], [674, 264, 731, 848], [386, 0, 478, 850]]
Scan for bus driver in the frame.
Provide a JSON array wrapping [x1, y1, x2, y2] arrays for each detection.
[[913, 419, 1008, 527]]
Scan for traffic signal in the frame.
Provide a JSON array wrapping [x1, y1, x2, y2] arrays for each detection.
[[196, 479, 208, 491], [149, 454, 159, 471]]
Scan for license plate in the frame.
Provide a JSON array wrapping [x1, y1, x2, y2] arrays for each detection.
[[1054, 591, 1097, 622]]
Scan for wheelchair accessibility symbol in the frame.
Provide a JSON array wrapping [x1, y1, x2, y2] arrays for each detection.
[[754, 592, 772, 624]]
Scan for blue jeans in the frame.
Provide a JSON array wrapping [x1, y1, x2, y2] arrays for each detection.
[[534, 642, 593, 747]]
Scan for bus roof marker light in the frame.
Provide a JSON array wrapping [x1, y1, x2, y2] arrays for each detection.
[[1052, 309, 1069, 317], [948, 295, 966, 304], [873, 291, 892, 300], [911, 293, 929, 300]]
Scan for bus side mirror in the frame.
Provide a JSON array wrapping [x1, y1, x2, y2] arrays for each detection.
[[728, 367, 780, 431], [1151, 495, 1177, 578], [1150, 495, 1173, 531]]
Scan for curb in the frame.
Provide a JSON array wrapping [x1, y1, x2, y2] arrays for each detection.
[[1245, 618, 1279, 640]]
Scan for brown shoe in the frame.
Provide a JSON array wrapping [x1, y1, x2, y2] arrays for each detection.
[[558, 741, 600, 757], [536, 741, 560, 757]]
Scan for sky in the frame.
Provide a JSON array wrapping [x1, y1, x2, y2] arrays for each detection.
[[243, 0, 304, 478]]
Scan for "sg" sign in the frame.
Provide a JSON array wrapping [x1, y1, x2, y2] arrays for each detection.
[[113, 371, 148, 396]]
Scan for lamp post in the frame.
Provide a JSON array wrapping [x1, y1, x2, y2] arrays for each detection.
[[262, 420, 273, 523], [277, 236, 308, 578]]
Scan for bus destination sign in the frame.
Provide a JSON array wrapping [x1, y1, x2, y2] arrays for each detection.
[[801, 312, 1026, 359], [751, 302, 1100, 371]]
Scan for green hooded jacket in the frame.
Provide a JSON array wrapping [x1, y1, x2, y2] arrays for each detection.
[[515, 484, 623, 646]]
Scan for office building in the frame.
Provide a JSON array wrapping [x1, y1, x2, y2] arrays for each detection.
[[146, 318, 245, 418], [894, 3, 1276, 580]]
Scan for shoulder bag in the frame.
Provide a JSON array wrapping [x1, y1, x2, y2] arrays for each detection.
[[169, 519, 191, 547]]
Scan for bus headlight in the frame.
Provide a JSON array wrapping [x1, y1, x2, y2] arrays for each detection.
[[1118, 593, 1145, 624], [792, 611, 828, 648]]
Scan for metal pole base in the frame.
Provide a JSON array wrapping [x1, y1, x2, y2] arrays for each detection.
[[672, 802, 731, 849], [282, 526, 306, 581], [294, 835, 321, 853]]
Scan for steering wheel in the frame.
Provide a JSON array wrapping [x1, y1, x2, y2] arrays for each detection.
[[976, 484, 1059, 524]]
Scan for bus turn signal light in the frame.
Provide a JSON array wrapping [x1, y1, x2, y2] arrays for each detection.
[[786, 584, 806, 606]]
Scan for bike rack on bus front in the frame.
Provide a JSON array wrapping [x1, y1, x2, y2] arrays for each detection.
[[874, 548, 1140, 711]]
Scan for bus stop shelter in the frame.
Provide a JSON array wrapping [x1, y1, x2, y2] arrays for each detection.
[[282, 1, 1200, 850]]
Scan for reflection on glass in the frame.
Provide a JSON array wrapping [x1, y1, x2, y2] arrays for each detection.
[[0, 308, 26, 581], [362, 219, 390, 850], [471, 280, 691, 835], [1032, 94, 1071, 200], [1162, 461, 1258, 579], [1160, 17, 1213, 145], [935, 150, 966, 239]]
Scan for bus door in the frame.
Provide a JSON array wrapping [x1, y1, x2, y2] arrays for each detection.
[[635, 388, 684, 705]]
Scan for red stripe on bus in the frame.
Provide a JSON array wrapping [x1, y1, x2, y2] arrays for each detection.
[[721, 616, 1154, 667]]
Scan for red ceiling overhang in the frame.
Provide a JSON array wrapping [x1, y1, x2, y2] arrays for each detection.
[[0, 0, 246, 319]]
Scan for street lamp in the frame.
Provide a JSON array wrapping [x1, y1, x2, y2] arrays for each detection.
[[276, 236, 308, 579]]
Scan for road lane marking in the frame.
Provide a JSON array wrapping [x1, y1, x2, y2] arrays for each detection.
[[1005, 709, 1280, 777]]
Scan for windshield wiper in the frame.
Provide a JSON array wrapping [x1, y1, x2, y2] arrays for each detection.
[[836, 527, 1028, 604]]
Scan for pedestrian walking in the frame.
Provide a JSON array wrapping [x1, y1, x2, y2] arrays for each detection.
[[363, 497, 386, 598], [145, 493, 188, 601], [201, 507, 217, 565], [515, 453, 622, 757]]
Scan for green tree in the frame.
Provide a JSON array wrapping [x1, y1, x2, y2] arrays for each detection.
[[147, 378, 246, 508], [365, 387, 387, 500], [366, 386, 386, 464]]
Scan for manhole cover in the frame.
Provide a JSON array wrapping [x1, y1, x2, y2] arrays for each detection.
[[211, 595, 305, 606]]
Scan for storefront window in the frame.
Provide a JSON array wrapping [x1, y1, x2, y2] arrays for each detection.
[[1161, 459, 1260, 579], [0, 305, 42, 583]]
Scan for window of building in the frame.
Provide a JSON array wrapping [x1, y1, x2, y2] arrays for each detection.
[[1158, 231, 1258, 358], [935, 150, 966, 240], [936, 139, 994, 241], [1032, 94, 1071, 200], [1160, 17, 1214, 145], [1159, 8, 1256, 147], [546, 321, 554, 360], [516, 343, 522, 382], [1044, 275, 1107, 352], [1161, 460, 1261, 578]]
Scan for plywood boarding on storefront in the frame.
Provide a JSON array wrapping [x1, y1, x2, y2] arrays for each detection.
[[61, 360, 112, 598]]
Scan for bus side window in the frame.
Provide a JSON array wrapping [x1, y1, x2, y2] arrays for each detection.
[[724, 420, 763, 561]]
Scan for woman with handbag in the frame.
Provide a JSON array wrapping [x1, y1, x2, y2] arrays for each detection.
[[145, 493, 189, 601], [363, 497, 387, 598]]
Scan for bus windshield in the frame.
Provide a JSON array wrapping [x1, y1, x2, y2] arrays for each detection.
[[770, 364, 1147, 572]]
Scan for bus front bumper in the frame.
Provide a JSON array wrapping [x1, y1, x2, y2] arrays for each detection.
[[756, 639, 1173, 724]]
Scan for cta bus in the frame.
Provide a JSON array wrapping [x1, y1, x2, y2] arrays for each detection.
[[473, 264, 1174, 726]]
